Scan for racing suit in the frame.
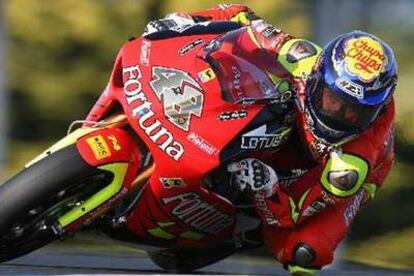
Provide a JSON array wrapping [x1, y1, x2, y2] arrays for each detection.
[[135, 4, 395, 275]]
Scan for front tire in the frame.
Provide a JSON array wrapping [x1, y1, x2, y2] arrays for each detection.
[[0, 145, 104, 262]]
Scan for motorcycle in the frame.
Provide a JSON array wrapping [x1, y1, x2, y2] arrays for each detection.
[[0, 22, 294, 271]]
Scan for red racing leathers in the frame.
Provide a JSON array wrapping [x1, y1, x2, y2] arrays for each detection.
[[187, 3, 395, 270]]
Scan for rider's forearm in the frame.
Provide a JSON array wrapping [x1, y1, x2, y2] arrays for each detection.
[[189, 4, 260, 25], [364, 131, 394, 193]]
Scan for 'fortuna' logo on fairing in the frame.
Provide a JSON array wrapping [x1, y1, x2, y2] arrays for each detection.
[[162, 192, 234, 235], [123, 65, 184, 161]]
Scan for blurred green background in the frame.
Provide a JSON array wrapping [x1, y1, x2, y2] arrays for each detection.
[[1, 0, 413, 270]]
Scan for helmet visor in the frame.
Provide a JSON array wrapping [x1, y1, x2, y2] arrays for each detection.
[[311, 85, 382, 131]]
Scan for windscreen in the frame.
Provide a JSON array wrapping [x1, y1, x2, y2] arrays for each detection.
[[204, 29, 280, 104]]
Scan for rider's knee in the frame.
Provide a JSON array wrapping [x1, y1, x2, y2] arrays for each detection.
[[283, 231, 335, 269], [279, 240, 331, 276], [292, 243, 317, 266]]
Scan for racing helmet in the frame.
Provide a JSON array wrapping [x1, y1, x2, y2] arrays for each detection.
[[306, 30, 397, 144]]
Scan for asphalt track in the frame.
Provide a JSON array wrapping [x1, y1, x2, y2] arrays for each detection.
[[0, 233, 412, 275]]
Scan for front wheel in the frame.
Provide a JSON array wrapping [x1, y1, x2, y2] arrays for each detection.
[[0, 145, 110, 262]]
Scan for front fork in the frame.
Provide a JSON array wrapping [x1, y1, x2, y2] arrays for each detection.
[[27, 115, 154, 233]]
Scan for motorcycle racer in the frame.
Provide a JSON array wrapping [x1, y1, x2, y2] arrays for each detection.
[[133, 4, 398, 275]]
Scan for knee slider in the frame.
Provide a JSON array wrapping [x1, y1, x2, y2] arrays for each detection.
[[293, 243, 316, 267]]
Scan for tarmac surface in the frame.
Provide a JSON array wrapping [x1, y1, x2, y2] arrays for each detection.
[[0, 232, 412, 275]]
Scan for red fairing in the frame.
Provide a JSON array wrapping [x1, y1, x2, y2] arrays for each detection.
[[83, 28, 274, 246], [115, 35, 240, 244]]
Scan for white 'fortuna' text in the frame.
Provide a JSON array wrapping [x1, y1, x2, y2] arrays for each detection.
[[123, 65, 184, 161]]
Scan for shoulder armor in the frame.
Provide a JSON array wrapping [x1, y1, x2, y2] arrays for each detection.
[[320, 151, 369, 197], [277, 38, 322, 78]]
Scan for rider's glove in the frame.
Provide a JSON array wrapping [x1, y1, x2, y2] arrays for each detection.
[[227, 158, 278, 198], [143, 12, 195, 36]]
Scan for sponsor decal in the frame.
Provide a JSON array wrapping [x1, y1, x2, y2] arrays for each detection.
[[150, 66, 204, 131], [255, 193, 280, 226], [255, 22, 282, 39], [336, 77, 364, 99], [140, 40, 151, 66], [86, 135, 111, 160], [203, 39, 221, 52], [254, 21, 268, 33], [77, 187, 128, 229], [160, 178, 187, 189], [241, 125, 290, 150], [310, 140, 329, 160], [226, 65, 245, 99], [286, 40, 317, 63], [218, 110, 248, 121], [198, 68, 216, 83], [321, 191, 337, 205], [344, 190, 365, 225], [232, 65, 242, 96], [123, 65, 184, 161], [344, 36, 386, 83], [162, 192, 234, 235], [279, 169, 308, 187], [179, 38, 204, 55], [107, 135, 121, 151], [262, 26, 281, 38], [187, 132, 219, 155], [302, 199, 327, 217]]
